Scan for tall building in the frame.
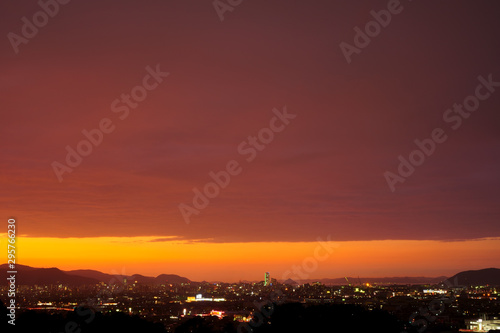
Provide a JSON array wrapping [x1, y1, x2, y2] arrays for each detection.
[[264, 272, 270, 286]]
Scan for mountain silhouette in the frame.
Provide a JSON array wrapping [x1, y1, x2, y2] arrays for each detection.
[[66, 269, 120, 282], [0, 264, 98, 286], [4, 264, 499, 287], [282, 276, 448, 285], [443, 268, 500, 286], [1, 264, 191, 286], [155, 274, 190, 284]]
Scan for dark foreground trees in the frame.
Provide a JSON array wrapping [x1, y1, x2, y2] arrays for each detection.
[[248, 302, 404, 333], [1, 300, 415, 333], [175, 302, 408, 333], [0, 300, 166, 333]]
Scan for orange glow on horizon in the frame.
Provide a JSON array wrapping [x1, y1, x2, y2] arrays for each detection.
[[2, 235, 499, 282]]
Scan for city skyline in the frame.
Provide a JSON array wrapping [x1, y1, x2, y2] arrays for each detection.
[[3, 262, 499, 285], [1, 1, 500, 284]]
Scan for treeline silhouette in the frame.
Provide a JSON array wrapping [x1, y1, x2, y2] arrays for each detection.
[[176, 302, 410, 333], [0, 300, 166, 333], [1, 299, 417, 333]]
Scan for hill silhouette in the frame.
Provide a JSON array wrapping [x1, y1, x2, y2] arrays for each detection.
[[0, 264, 190, 286], [4, 264, 499, 286], [443, 268, 500, 286], [0, 264, 98, 286]]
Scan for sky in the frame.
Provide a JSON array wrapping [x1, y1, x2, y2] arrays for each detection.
[[1, 0, 499, 282]]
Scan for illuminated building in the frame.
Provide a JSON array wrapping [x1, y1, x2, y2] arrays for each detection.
[[210, 310, 225, 318], [465, 319, 500, 332], [423, 289, 447, 294], [185, 294, 226, 302], [264, 272, 270, 286]]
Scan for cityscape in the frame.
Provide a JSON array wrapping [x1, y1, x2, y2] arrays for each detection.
[[1, 265, 500, 332]]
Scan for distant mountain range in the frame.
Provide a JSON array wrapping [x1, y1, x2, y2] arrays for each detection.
[[0, 264, 190, 286], [2, 265, 499, 286], [65, 269, 190, 285], [288, 268, 500, 286], [284, 276, 448, 285]]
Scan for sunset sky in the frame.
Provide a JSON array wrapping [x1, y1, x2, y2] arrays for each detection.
[[1, 0, 499, 282]]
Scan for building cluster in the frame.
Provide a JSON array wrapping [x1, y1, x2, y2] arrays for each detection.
[[1, 274, 499, 332]]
